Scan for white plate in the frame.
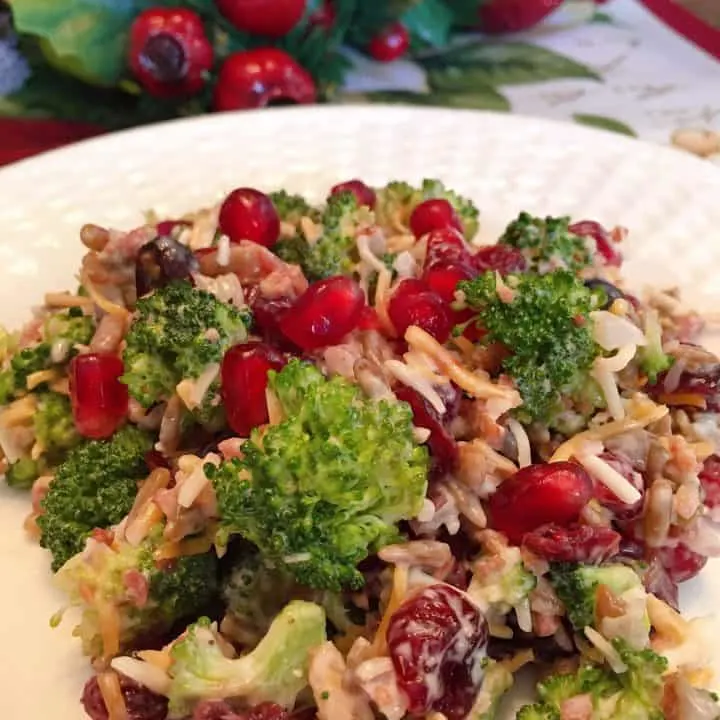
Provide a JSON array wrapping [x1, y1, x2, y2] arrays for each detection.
[[1, 105, 720, 719]]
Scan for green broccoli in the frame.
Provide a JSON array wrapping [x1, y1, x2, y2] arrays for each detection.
[[0, 369, 13, 404], [548, 563, 644, 631], [374, 179, 479, 240], [9, 342, 51, 389], [55, 529, 218, 657], [274, 191, 373, 281], [638, 310, 673, 384], [269, 189, 319, 226], [166, 601, 326, 718], [211, 359, 429, 591], [121, 280, 249, 408], [468, 660, 514, 719], [44, 307, 94, 349], [34, 392, 81, 461], [499, 212, 592, 273], [458, 270, 602, 424], [4, 456, 45, 490], [37, 425, 153, 571], [516, 703, 561, 720]]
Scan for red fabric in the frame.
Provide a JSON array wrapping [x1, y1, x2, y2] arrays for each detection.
[[638, 0, 720, 61], [0, 118, 105, 167]]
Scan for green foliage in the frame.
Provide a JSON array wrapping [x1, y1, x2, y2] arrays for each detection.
[[573, 113, 636, 137], [4, 456, 44, 490], [167, 601, 326, 717], [121, 280, 249, 407], [212, 360, 428, 591], [10, 342, 51, 388], [500, 212, 592, 273], [37, 425, 153, 571], [351, 87, 511, 112], [269, 189, 319, 227], [458, 270, 601, 424]]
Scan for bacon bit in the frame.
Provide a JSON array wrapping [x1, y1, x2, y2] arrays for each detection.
[[533, 611, 561, 637], [572, 314, 587, 328], [97, 671, 129, 720], [123, 569, 150, 608], [560, 693, 593, 720], [657, 393, 707, 409], [44, 291, 95, 309], [26, 368, 59, 390], [91, 528, 115, 546], [595, 584, 626, 621], [217, 437, 245, 460], [371, 565, 409, 656]]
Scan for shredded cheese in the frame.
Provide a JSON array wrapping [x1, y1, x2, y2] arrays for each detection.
[[374, 267, 395, 336], [97, 601, 121, 661], [357, 234, 389, 274], [514, 598, 533, 633], [44, 291, 95, 309], [584, 626, 627, 673], [124, 468, 171, 535], [576, 453, 642, 505], [265, 387, 283, 425], [111, 656, 171, 696], [97, 672, 129, 720], [506, 418, 531, 468], [26, 368, 59, 390], [80, 269, 130, 319], [0, 395, 37, 427], [216, 235, 231, 266], [372, 565, 409, 656], [384, 359, 446, 414], [124, 502, 163, 547]]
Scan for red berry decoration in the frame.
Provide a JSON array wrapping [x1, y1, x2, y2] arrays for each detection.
[[216, 0, 306, 38], [213, 48, 317, 111], [410, 199, 463, 239], [488, 462, 593, 544], [308, 0, 336, 31], [221, 343, 287, 436], [218, 187, 280, 247], [329, 179, 376, 208], [128, 8, 213, 98], [388, 278, 453, 343], [69, 354, 129, 440], [367, 22, 410, 63], [387, 584, 488, 720], [479, 0, 563, 34], [279, 275, 365, 351]]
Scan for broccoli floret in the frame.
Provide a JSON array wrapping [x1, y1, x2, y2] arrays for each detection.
[[548, 563, 643, 631], [0, 369, 13, 404], [34, 392, 81, 460], [500, 212, 592, 273], [269, 189, 319, 226], [638, 310, 673, 384], [44, 308, 94, 349], [121, 280, 249, 408], [38, 425, 153, 571], [211, 359, 429, 591], [374, 179, 479, 240], [166, 600, 326, 717], [459, 270, 602, 424], [0, 325, 18, 363], [516, 703, 561, 720], [275, 191, 373, 281], [55, 531, 218, 657], [10, 342, 51, 388], [468, 660, 514, 719], [5, 456, 44, 490]]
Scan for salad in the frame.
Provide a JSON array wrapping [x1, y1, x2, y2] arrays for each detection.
[[1, 177, 719, 720]]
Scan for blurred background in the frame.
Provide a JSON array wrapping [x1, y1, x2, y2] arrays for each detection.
[[0, 0, 718, 166]]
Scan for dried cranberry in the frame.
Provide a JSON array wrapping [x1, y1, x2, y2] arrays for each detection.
[[81, 675, 168, 720], [388, 279, 453, 343], [472, 245, 526, 275], [279, 275, 365, 351], [488, 462, 593, 544], [222, 342, 287, 436], [248, 704, 290, 720], [395, 385, 458, 475], [423, 263, 474, 304], [69, 354, 128, 439], [523, 523, 621, 564], [700, 454, 720, 508], [329, 179, 376, 208], [569, 220, 622, 267], [367, 22, 410, 62], [410, 199, 462, 239], [424, 228, 472, 269], [219, 188, 280, 247], [136, 235, 199, 297], [655, 542, 708, 584], [250, 293, 296, 346], [648, 365, 720, 411], [387, 585, 488, 720]]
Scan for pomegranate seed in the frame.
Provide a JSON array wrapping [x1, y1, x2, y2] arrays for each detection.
[[473, 245, 527, 275], [388, 279, 453, 343], [592, 451, 644, 519], [522, 523, 621, 564], [221, 343, 287, 436], [424, 228, 471, 269], [367, 22, 410, 63], [248, 703, 290, 720], [655, 542, 708, 584], [423, 263, 474, 303], [81, 675, 168, 720], [218, 187, 280, 247], [569, 220, 622, 267], [488, 462, 593, 544], [329, 179, 376, 208], [69, 354, 128, 439], [410, 199, 462, 239], [395, 385, 458, 475], [700, 454, 720, 508], [387, 584, 488, 720], [279, 275, 365, 351], [357, 305, 382, 332]]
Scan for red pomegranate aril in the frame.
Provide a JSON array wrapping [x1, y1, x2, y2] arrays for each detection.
[[473, 244, 527, 275], [522, 523, 621, 564], [569, 220, 622, 267], [700, 454, 720, 508], [656, 542, 708, 584], [424, 228, 471, 271], [329, 179, 376, 208], [423, 263, 474, 303], [357, 305, 382, 332], [388, 279, 453, 343], [395, 385, 458, 474], [367, 22, 410, 63], [454, 307, 486, 343], [69, 354, 128, 440], [488, 462, 593, 544], [387, 584, 488, 719], [410, 199, 463, 239], [218, 187, 280, 247], [222, 343, 286, 436], [279, 275, 365, 351], [248, 703, 291, 720]]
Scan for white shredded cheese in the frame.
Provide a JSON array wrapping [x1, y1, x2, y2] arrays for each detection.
[[413, 426, 432, 444], [384, 359, 446, 414], [577, 453, 641, 505], [592, 344, 638, 421], [393, 250, 418, 278], [177, 455, 218, 509], [584, 626, 628, 673], [50, 338, 71, 364], [216, 235, 231, 267], [591, 311, 647, 351], [111, 656, 171, 696], [416, 498, 435, 523], [506, 418, 531, 468], [515, 598, 533, 633], [357, 234, 389, 274]]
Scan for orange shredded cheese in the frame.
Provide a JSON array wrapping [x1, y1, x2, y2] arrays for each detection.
[[136, 649, 173, 672], [80, 268, 130, 319], [97, 600, 121, 660], [97, 672, 129, 720], [371, 564, 408, 656], [657, 393, 707, 409], [26, 368, 59, 390]]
